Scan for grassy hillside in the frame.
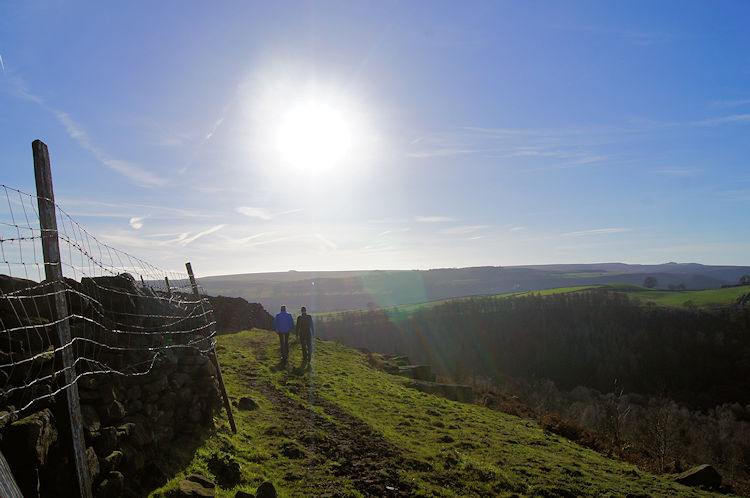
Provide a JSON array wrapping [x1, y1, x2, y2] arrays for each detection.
[[151, 330, 724, 497]]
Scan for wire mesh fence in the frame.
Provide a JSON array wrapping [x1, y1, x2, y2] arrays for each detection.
[[0, 184, 216, 425]]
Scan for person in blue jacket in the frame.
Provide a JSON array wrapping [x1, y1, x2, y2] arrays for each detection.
[[273, 305, 295, 363]]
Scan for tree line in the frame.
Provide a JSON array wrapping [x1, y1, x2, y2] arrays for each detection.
[[318, 290, 750, 409]]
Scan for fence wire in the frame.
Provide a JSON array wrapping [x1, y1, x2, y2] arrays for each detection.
[[0, 185, 216, 423]]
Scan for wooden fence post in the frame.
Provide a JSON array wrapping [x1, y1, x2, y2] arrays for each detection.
[[185, 262, 237, 433], [32, 140, 93, 498]]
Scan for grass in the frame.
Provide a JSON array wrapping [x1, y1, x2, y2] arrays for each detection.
[[150, 329, 727, 497]]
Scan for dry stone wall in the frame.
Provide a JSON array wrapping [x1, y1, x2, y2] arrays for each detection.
[[208, 295, 272, 334], [0, 274, 224, 497]]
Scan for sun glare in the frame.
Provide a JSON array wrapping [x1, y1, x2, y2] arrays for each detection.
[[246, 69, 378, 186], [274, 101, 353, 171]]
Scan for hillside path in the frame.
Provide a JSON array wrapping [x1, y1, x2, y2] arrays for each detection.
[[238, 334, 414, 497]]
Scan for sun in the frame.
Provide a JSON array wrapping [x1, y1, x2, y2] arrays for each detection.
[[274, 101, 353, 171]]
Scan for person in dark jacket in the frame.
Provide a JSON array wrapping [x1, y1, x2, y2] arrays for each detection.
[[295, 306, 314, 365], [273, 305, 295, 363]]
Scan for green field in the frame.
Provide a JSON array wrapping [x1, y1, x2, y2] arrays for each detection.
[[316, 284, 748, 321], [603, 283, 748, 308], [151, 330, 726, 497]]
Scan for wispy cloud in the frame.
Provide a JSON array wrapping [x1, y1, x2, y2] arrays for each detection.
[[406, 130, 480, 159], [439, 225, 491, 235], [408, 148, 476, 159], [691, 114, 750, 127], [1, 75, 164, 187], [236, 206, 273, 220], [101, 158, 165, 187], [279, 208, 304, 216], [52, 108, 164, 187], [129, 216, 146, 230], [510, 148, 608, 167], [205, 117, 225, 140], [462, 126, 543, 137], [415, 216, 455, 223], [315, 233, 338, 251], [177, 101, 234, 174], [57, 198, 214, 219], [711, 98, 750, 109], [216, 232, 293, 250], [653, 167, 701, 177], [0, 54, 5, 74], [412, 126, 612, 171], [720, 188, 750, 202], [418, 111, 749, 173], [558, 24, 671, 46], [562, 228, 630, 237], [170, 224, 225, 246], [510, 226, 526, 232]]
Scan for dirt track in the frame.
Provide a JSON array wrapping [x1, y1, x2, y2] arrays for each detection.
[[241, 335, 414, 497]]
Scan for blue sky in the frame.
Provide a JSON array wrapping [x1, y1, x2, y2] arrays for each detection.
[[1, 1, 749, 276]]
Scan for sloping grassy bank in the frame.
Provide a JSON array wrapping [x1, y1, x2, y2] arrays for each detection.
[[151, 329, 725, 497]]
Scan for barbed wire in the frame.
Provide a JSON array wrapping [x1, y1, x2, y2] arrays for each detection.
[[0, 184, 217, 424]]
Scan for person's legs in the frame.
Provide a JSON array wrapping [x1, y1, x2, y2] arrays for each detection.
[[278, 332, 289, 361], [301, 331, 310, 363]]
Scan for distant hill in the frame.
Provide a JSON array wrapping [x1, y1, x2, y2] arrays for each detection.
[[198, 263, 750, 313]]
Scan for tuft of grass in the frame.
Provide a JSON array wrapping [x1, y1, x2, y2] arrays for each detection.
[[151, 329, 730, 497]]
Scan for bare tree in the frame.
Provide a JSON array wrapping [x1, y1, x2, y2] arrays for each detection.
[[643, 397, 679, 472], [602, 380, 631, 448]]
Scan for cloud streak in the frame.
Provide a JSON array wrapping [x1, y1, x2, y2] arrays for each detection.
[[236, 206, 273, 220], [691, 114, 750, 126], [415, 111, 750, 173], [170, 224, 226, 246], [653, 167, 701, 177], [1, 74, 164, 187], [711, 98, 750, 109], [51, 109, 166, 187], [129, 216, 146, 230], [408, 148, 476, 159], [562, 228, 630, 237], [315, 233, 338, 251], [415, 216, 455, 223], [439, 225, 491, 235]]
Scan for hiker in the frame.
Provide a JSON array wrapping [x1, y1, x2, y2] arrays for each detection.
[[273, 305, 295, 363], [296, 306, 314, 364]]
